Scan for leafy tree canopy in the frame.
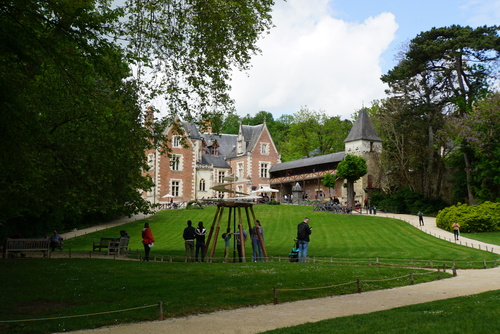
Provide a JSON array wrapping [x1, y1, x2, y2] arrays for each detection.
[[0, 0, 274, 237], [381, 25, 500, 204], [336, 154, 367, 207], [279, 107, 352, 161], [382, 25, 500, 115], [336, 154, 367, 183]]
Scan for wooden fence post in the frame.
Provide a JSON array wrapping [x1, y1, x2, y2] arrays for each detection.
[[452, 266, 457, 277], [158, 301, 164, 320], [410, 273, 414, 285], [437, 268, 441, 280], [273, 288, 278, 305], [357, 279, 362, 293]]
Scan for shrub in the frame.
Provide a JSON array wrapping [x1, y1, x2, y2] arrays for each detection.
[[436, 201, 500, 233], [267, 200, 281, 205]]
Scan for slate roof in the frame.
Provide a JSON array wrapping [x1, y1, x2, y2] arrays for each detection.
[[344, 109, 382, 143], [269, 152, 346, 173], [181, 121, 202, 140], [201, 154, 231, 169], [201, 133, 238, 158], [241, 124, 264, 152]]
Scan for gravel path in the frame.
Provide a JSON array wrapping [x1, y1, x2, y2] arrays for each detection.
[[61, 212, 500, 334]]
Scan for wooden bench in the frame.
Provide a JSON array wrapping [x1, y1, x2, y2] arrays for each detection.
[[107, 237, 130, 255], [3, 238, 50, 258], [92, 238, 114, 252]]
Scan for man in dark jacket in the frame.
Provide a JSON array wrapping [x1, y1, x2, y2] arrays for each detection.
[[183, 220, 196, 262], [297, 217, 312, 263]]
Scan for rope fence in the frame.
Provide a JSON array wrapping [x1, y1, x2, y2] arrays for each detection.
[[46, 250, 499, 269], [273, 269, 452, 304], [0, 302, 163, 324]]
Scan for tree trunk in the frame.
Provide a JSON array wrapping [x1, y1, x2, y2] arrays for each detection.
[[347, 181, 355, 208], [424, 125, 435, 197], [464, 151, 475, 205]]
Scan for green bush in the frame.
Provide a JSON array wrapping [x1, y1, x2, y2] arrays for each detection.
[[267, 200, 281, 205], [436, 202, 500, 233]]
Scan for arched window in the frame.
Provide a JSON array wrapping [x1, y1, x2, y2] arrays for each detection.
[[199, 178, 206, 191]]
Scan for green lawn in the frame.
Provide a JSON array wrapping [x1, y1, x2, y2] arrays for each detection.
[[0, 260, 450, 334], [461, 231, 500, 247], [263, 290, 500, 334], [1, 204, 498, 334], [65, 205, 499, 267]]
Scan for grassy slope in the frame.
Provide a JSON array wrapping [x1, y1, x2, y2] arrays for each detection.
[[65, 205, 499, 265], [2, 205, 498, 334]]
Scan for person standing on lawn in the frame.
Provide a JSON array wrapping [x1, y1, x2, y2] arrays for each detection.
[[183, 220, 196, 262], [297, 217, 312, 263], [251, 220, 265, 262], [195, 221, 207, 262], [234, 228, 248, 262], [141, 222, 155, 262], [222, 228, 232, 263]]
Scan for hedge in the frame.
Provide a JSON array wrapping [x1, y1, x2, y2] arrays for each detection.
[[436, 201, 500, 233]]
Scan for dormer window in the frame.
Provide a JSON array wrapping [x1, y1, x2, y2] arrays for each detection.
[[211, 140, 219, 156]]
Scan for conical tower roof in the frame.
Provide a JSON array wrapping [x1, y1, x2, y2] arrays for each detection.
[[344, 109, 382, 143]]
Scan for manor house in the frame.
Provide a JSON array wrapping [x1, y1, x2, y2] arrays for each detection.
[[143, 119, 280, 204]]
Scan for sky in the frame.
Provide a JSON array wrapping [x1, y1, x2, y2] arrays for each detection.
[[228, 0, 500, 120]]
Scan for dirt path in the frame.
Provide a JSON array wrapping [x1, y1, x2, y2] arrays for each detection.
[[62, 212, 500, 334]]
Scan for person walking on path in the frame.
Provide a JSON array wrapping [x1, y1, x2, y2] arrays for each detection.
[[452, 221, 461, 241], [417, 211, 424, 226], [297, 217, 312, 263], [141, 222, 155, 262], [251, 220, 265, 262], [195, 221, 207, 262], [183, 220, 196, 262]]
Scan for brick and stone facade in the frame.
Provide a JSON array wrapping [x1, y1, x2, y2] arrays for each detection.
[[143, 119, 280, 204]]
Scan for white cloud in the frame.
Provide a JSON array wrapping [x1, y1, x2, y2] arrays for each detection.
[[230, 0, 398, 120]]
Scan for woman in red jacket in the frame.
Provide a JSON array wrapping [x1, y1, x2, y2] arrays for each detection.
[[142, 222, 155, 261]]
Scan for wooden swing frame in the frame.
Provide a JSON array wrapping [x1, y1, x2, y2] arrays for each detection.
[[203, 201, 268, 263]]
